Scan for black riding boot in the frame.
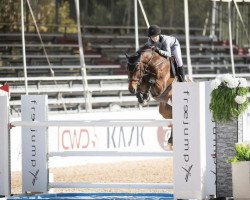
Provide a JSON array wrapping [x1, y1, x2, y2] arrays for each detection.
[[177, 66, 185, 82]]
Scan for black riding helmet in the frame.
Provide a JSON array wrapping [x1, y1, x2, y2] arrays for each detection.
[[148, 25, 161, 37]]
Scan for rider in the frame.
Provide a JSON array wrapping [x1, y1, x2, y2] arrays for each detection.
[[146, 25, 186, 82]]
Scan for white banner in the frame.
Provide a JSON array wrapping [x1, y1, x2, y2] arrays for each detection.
[[0, 96, 10, 196], [173, 82, 215, 199], [21, 95, 48, 193]]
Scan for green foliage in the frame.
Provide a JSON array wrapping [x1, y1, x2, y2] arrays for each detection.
[[89, 4, 112, 25], [0, 0, 21, 31], [0, 0, 76, 33], [228, 143, 250, 163], [210, 77, 249, 122], [31, 0, 76, 33], [58, 1, 77, 33]]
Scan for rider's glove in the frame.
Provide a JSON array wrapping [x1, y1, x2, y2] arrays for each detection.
[[151, 46, 160, 53]]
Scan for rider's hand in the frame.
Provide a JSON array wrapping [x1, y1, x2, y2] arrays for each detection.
[[151, 46, 160, 53]]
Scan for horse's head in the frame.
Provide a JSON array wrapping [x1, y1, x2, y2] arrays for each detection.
[[125, 52, 143, 93], [125, 47, 154, 94]]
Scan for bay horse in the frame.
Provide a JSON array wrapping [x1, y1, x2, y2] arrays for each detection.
[[125, 45, 178, 119], [125, 45, 178, 147]]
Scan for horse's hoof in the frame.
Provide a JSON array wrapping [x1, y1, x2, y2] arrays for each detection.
[[138, 99, 144, 104], [143, 93, 150, 102], [167, 144, 173, 151], [136, 93, 144, 104], [142, 100, 148, 105]]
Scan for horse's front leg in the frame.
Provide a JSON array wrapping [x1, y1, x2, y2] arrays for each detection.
[[141, 76, 156, 103], [136, 92, 144, 104], [136, 91, 150, 105], [136, 81, 151, 105]]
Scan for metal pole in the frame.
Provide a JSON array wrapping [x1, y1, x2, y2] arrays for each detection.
[[138, 0, 150, 28], [21, 0, 28, 94], [228, 1, 235, 77], [134, 0, 139, 51], [75, 0, 91, 111], [184, 0, 192, 80], [233, 0, 250, 44], [210, 1, 217, 39]]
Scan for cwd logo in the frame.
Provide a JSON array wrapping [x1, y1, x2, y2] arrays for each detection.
[[58, 128, 98, 150]]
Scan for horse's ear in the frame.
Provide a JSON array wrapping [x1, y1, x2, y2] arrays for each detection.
[[125, 52, 130, 59]]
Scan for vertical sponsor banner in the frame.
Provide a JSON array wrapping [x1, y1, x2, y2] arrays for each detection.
[[22, 95, 48, 193], [173, 82, 207, 199], [204, 82, 216, 196], [0, 96, 10, 196]]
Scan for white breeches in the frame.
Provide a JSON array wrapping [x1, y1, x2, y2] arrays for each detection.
[[172, 41, 183, 67]]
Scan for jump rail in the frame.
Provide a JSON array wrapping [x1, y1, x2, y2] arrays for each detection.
[[11, 119, 170, 127], [49, 151, 173, 157], [49, 182, 173, 190]]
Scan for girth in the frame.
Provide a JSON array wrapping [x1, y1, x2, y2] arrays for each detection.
[[151, 77, 177, 103]]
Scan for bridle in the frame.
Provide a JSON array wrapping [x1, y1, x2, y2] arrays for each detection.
[[127, 50, 166, 85]]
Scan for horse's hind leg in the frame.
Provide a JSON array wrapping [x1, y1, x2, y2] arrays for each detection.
[[159, 102, 173, 150], [168, 125, 173, 150]]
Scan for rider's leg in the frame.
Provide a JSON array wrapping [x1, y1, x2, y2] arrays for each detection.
[[177, 66, 185, 82], [172, 42, 185, 82]]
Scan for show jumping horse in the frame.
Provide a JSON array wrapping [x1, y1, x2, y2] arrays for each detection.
[[125, 45, 179, 146]]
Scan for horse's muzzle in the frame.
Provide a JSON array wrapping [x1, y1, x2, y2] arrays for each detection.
[[128, 86, 136, 94], [128, 82, 137, 94]]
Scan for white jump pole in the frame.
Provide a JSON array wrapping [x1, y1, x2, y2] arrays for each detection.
[[173, 82, 216, 200], [12, 119, 171, 128], [0, 95, 10, 196]]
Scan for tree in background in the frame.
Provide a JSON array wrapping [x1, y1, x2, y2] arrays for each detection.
[[0, 0, 21, 32], [0, 0, 76, 33]]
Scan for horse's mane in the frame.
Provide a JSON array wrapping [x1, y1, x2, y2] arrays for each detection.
[[126, 44, 153, 64], [137, 44, 152, 54]]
